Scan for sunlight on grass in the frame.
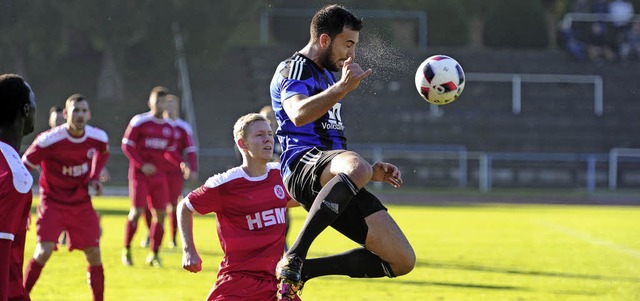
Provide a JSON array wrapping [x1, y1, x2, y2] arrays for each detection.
[[24, 196, 640, 301]]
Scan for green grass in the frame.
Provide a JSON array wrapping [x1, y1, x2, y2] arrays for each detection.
[[25, 196, 640, 301]]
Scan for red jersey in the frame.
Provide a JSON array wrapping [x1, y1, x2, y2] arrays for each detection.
[[170, 118, 198, 174], [22, 125, 109, 205], [0, 141, 33, 299], [121, 112, 175, 175], [186, 162, 289, 279], [0, 141, 33, 243]]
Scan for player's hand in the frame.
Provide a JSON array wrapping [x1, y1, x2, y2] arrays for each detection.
[[141, 163, 157, 176], [340, 57, 372, 92], [99, 168, 111, 183], [371, 162, 403, 188], [89, 180, 104, 196], [182, 249, 203, 273], [180, 162, 191, 180], [188, 171, 199, 184]]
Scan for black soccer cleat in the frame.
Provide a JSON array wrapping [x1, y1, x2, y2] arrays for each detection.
[[275, 255, 304, 300]]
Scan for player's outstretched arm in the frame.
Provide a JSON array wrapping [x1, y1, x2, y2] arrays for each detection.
[[371, 161, 403, 188], [284, 57, 372, 127], [177, 198, 202, 273]]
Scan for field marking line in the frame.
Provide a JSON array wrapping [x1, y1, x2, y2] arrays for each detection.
[[536, 219, 640, 260]]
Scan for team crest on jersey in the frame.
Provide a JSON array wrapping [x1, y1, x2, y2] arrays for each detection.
[[274, 185, 286, 200], [86, 148, 97, 159], [162, 127, 171, 137]]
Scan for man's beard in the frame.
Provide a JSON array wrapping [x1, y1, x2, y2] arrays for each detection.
[[320, 42, 340, 72]]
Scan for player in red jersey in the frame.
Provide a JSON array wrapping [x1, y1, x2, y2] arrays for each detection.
[[48, 106, 64, 129], [140, 94, 198, 249], [178, 113, 301, 301], [0, 73, 36, 301], [163, 94, 198, 248], [121, 86, 175, 267], [21, 94, 108, 301]]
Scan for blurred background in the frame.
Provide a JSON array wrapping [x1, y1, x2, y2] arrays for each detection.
[[2, 0, 639, 194]]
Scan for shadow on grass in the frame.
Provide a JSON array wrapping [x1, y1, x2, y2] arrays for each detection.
[[419, 260, 640, 283], [343, 277, 602, 296]]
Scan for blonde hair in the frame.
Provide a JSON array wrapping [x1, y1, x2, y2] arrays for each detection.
[[233, 113, 269, 142]]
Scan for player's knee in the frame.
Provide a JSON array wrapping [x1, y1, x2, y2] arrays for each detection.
[[338, 152, 372, 188], [129, 207, 144, 219], [392, 248, 416, 277], [34, 242, 55, 262], [84, 247, 102, 265]]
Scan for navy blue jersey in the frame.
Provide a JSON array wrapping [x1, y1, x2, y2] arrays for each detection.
[[270, 53, 347, 177]]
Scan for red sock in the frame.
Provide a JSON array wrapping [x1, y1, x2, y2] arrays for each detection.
[[24, 258, 44, 293], [124, 219, 138, 248], [87, 265, 104, 301], [150, 222, 164, 253], [170, 210, 178, 242]]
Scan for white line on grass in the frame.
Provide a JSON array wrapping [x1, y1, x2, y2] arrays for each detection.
[[537, 220, 640, 260]]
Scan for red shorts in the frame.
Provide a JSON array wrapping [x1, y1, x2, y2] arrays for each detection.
[[36, 201, 100, 251], [129, 173, 169, 210], [207, 273, 301, 301], [167, 171, 184, 207]]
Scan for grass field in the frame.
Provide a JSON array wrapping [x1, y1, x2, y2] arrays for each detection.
[[24, 195, 640, 301]]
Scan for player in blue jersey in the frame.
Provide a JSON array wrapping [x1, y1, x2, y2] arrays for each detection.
[[269, 4, 415, 300]]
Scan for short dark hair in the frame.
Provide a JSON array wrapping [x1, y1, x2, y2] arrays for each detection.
[[150, 86, 169, 99], [310, 4, 363, 43], [0, 73, 31, 126], [49, 105, 63, 115], [65, 93, 88, 108]]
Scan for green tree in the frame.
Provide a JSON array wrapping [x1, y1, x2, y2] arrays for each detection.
[[52, 0, 156, 101], [0, 0, 64, 78]]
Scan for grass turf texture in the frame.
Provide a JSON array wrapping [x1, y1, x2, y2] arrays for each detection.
[[25, 195, 640, 300]]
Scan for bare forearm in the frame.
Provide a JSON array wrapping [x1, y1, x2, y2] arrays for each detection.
[[177, 199, 196, 251], [286, 82, 348, 126]]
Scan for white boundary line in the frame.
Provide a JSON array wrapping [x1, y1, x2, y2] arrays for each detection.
[[537, 220, 640, 260]]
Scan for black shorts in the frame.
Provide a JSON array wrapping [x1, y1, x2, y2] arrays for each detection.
[[283, 147, 387, 245]]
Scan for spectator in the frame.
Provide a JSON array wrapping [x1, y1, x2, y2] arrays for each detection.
[[609, 0, 635, 47], [620, 21, 640, 60], [586, 22, 617, 62]]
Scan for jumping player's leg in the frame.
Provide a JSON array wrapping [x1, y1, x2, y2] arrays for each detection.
[[300, 189, 414, 281], [302, 212, 415, 279], [362, 210, 415, 276], [277, 150, 374, 299], [285, 151, 372, 259]]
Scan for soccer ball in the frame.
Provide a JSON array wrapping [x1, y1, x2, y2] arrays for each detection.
[[414, 55, 465, 105]]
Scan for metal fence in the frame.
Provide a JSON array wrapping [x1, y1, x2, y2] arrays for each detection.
[[103, 145, 639, 193]]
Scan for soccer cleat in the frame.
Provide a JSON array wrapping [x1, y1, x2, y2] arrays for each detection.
[[168, 239, 177, 249], [146, 252, 162, 268], [275, 255, 304, 300], [121, 248, 133, 266], [277, 280, 304, 301], [140, 235, 150, 248]]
